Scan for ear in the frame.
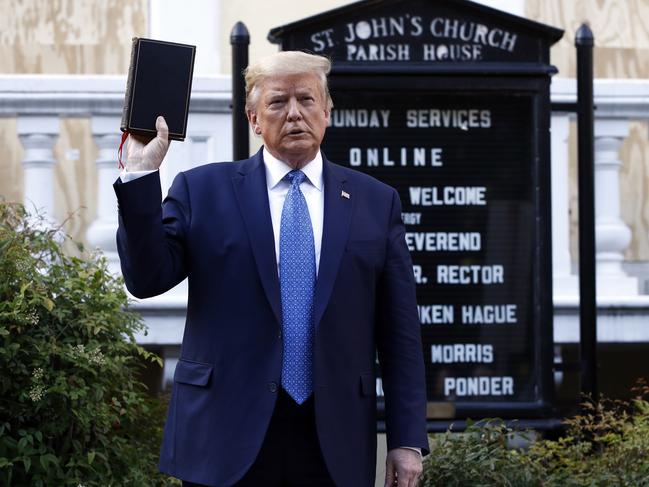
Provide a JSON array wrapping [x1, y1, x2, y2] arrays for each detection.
[[247, 110, 262, 135], [324, 107, 331, 125]]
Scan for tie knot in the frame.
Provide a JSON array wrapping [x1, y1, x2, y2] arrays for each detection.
[[287, 170, 306, 187]]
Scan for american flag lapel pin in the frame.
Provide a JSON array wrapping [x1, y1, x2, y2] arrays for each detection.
[[341, 190, 350, 199]]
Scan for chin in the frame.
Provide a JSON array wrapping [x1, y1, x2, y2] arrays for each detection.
[[282, 143, 315, 156], [281, 149, 316, 166]]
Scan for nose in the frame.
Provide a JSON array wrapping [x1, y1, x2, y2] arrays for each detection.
[[286, 97, 302, 121]]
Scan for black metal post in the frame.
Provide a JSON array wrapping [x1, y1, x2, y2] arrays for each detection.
[[575, 23, 597, 398], [231, 21, 250, 161]]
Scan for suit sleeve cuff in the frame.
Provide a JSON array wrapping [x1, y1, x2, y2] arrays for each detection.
[[395, 447, 422, 457]]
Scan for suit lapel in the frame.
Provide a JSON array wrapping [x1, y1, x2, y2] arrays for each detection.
[[232, 150, 282, 326], [314, 157, 352, 328]]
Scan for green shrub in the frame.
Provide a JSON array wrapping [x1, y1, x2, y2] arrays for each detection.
[[422, 386, 649, 486], [422, 420, 542, 487], [528, 387, 649, 486], [0, 203, 178, 486]]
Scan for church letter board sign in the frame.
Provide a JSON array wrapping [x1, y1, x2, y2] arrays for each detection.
[[269, 0, 563, 420]]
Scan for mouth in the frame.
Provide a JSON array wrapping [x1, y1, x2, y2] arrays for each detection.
[[286, 128, 306, 137]]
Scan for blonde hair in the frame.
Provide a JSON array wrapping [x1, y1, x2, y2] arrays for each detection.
[[244, 51, 333, 112]]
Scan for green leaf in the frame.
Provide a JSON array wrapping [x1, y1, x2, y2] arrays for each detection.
[[42, 297, 54, 311], [0, 238, 12, 255], [19, 282, 30, 296], [39, 453, 58, 471], [87, 450, 95, 465], [22, 456, 31, 472]]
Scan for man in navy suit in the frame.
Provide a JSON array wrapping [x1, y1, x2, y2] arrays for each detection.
[[114, 51, 428, 487]]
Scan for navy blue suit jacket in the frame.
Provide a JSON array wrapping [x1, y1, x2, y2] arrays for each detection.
[[114, 149, 428, 487]]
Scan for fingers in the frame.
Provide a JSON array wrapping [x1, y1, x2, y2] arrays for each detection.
[[396, 468, 421, 487], [398, 471, 411, 487], [384, 466, 395, 487], [387, 468, 420, 487], [384, 452, 395, 487], [407, 471, 421, 487], [386, 448, 422, 487], [403, 460, 422, 487], [124, 116, 169, 171]]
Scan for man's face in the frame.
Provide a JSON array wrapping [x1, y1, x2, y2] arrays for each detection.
[[248, 73, 330, 168]]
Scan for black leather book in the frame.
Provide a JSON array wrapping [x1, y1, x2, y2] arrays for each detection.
[[121, 37, 196, 141]]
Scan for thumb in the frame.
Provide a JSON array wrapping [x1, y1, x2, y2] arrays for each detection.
[[155, 115, 169, 142], [138, 115, 170, 170]]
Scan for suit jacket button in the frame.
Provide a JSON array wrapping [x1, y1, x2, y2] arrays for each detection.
[[268, 382, 278, 393]]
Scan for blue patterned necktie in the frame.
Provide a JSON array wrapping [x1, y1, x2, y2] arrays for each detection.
[[279, 170, 316, 404]]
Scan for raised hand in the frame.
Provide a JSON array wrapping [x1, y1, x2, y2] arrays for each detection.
[[125, 115, 170, 171]]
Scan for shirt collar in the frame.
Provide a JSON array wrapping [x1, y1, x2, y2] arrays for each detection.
[[263, 147, 323, 192]]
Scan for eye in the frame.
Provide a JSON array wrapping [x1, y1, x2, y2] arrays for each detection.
[[267, 97, 285, 107]]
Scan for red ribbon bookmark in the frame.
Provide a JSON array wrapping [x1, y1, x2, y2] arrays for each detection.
[[117, 131, 128, 170]]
